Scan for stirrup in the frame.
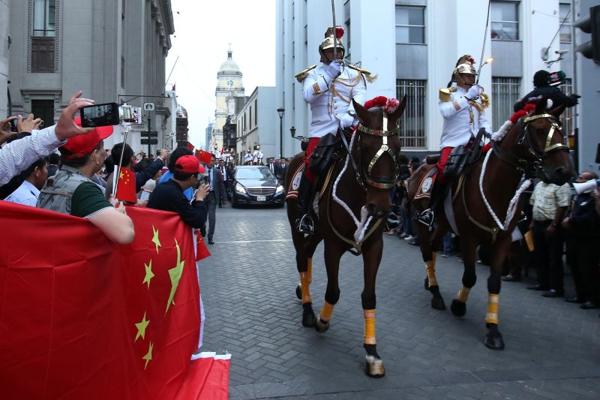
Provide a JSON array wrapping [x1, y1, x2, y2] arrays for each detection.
[[297, 214, 315, 235], [417, 208, 435, 232]]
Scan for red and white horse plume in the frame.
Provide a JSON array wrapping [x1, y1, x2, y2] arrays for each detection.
[[364, 96, 400, 115]]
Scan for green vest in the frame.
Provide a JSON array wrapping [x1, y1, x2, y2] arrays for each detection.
[[37, 166, 96, 215]]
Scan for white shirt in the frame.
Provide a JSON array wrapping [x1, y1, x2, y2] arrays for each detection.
[[0, 125, 61, 186], [5, 180, 40, 207], [303, 63, 367, 138], [439, 86, 491, 148]]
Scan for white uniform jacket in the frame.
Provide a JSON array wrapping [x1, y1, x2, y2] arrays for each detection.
[[439, 86, 491, 148], [303, 64, 367, 138]]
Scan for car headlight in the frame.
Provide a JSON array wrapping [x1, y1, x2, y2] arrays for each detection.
[[235, 182, 247, 194], [275, 185, 284, 195]]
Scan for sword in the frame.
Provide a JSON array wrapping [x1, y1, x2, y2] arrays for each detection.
[[331, 0, 337, 61]]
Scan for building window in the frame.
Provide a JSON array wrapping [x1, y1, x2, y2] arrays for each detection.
[[491, 1, 519, 40], [560, 79, 574, 136], [31, 99, 55, 126], [491, 77, 521, 130], [396, 80, 426, 148], [395, 6, 425, 44], [33, 0, 56, 37], [559, 3, 572, 43]]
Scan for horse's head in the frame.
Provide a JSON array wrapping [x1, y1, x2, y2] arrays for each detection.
[[509, 99, 574, 185], [351, 96, 406, 218]]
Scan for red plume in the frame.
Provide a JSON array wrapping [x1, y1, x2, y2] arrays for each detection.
[[364, 96, 388, 110], [335, 26, 344, 39]]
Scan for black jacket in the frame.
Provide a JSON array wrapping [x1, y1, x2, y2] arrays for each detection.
[[513, 86, 578, 112], [147, 179, 207, 233]]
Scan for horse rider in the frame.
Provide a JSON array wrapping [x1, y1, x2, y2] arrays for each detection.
[[294, 26, 375, 234], [417, 55, 492, 229], [514, 70, 579, 113]]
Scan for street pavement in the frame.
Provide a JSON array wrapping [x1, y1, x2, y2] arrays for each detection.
[[197, 205, 600, 400]]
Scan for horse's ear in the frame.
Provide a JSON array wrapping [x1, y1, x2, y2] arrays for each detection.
[[352, 98, 369, 124], [390, 95, 407, 120], [548, 104, 566, 118]]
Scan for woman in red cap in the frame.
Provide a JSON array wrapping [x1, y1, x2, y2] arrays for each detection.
[[37, 124, 135, 244]]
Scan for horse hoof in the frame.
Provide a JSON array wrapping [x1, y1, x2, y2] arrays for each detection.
[[450, 299, 467, 317], [315, 318, 330, 333], [365, 355, 385, 378], [302, 304, 316, 327], [484, 327, 505, 350], [295, 285, 302, 300], [431, 296, 446, 310]]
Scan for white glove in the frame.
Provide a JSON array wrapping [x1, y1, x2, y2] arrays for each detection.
[[323, 61, 342, 82], [466, 85, 482, 100]]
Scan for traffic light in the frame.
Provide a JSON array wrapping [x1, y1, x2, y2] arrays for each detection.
[[575, 5, 600, 64]]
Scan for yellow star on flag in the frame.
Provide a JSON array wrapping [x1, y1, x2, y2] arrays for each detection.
[[151, 226, 161, 254], [143, 259, 155, 288], [165, 239, 185, 314], [143, 342, 153, 369], [134, 312, 150, 342]]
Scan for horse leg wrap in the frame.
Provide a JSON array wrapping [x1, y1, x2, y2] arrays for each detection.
[[363, 309, 377, 345], [319, 301, 334, 322], [456, 287, 471, 303], [300, 272, 312, 304], [425, 253, 438, 287], [485, 293, 499, 325]]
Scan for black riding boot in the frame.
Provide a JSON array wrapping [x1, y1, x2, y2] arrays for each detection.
[[296, 176, 316, 235], [417, 181, 447, 231]]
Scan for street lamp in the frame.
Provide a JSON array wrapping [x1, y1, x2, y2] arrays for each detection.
[[277, 107, 285, 159], [290, 126, 296, 138]]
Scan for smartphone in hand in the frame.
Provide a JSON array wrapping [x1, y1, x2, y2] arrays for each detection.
[[79, 103, 120, 127]]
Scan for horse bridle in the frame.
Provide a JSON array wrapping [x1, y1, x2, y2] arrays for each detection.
[[354, 116, 401, 190], [494, 113, 568, 178]]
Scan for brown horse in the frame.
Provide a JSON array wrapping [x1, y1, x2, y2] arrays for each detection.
[[285, 97, 406, 377], [407, 100, 574, 350]]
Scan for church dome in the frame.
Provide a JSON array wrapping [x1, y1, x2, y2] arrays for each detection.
[[218, 49, 242, 77]]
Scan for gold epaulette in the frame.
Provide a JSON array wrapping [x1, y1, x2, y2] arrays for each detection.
[[347, 64, 377, 83], [439, 87, 456, 102], [295, 65, 317, 83]]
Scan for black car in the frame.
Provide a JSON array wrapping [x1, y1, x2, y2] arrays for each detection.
[[231, 165, 285, 207]]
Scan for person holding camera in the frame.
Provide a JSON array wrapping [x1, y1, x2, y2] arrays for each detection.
[[0, 91, 94, 186], [562, 171, 600, 309], [37, 122, 135, 245], [147, 155, 209, 233]]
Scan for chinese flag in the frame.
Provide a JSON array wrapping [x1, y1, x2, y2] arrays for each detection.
[[116, 166, 138, 204], [0, 203, 229, 400]]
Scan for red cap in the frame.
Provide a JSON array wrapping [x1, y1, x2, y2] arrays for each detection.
[[174, 155, 205, 174], [60, 118, 114, 158]]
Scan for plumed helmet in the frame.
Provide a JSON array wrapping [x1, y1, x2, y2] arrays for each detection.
[[319, 26, 345, 53], [453, 54, 477, 75]]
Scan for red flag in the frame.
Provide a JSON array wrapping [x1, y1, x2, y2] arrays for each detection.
[[194, 229, 212, 261], [116, 166, 138, 203], [0, 203, 229, 399]]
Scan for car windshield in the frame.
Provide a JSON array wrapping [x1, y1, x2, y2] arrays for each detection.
[[236, 167, 274, 180]]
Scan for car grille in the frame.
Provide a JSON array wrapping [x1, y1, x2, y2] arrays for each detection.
[[246, 187, 276, 196]]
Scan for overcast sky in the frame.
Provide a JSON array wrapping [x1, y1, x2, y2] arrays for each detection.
[[165, 0, 276, 149]]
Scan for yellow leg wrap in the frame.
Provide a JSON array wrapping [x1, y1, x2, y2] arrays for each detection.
[[485, 293, 499, 324], [425, 253, 438, 287], [307, 258, 313, 284], [456, 287, 471, 303], [320, 301, 334, 322], [363, 309, 377, 345], [300, 272, 312, 304]]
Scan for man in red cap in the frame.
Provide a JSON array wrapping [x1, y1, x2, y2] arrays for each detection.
[[147, 155, 210, 232], [37, 121, 135, 245]]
